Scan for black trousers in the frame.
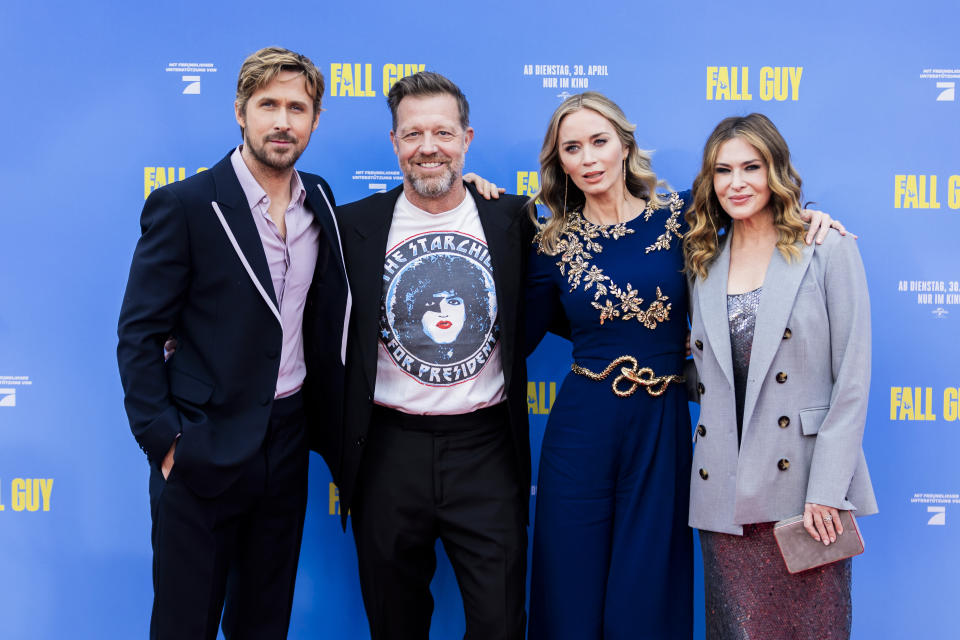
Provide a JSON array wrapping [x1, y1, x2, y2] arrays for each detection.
[[148, 392, 309, 640], [352, 404, 527, 640]]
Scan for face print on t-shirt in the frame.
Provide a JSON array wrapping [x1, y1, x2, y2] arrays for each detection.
[[380, 231, 499, 386]]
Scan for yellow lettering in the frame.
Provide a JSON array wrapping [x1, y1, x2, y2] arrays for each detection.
[[738, 66, 751, 100], [527, 381, 539, 414], [383, 63, 426, 96], [11, 478, 43, 512], [899, 387, 915, 420], [526, 381, 557, 415], [330, 63, 345, 97], [788, 66, 803, 100], [39, 478, 53, 511], [894, 175, 908, 208], [890, 387, 902, 420], [706, 67, 718, 100], [362, 63, 375, 96], [922, 386, 937, 420], [759, 66, 774, 101], [516, 171, 540, 197], [144, 167, 157, 199], [949, 175, 960, 209], [329, 482, 340, 515], [944, 388, 959, 422], [919, 175, 940, 209], [539, 382, 556, 414], [716, 67, 730, 100]]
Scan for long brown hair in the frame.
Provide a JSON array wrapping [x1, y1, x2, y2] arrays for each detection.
[[532, 92, 667, 254], [683, 113, 805, 279]]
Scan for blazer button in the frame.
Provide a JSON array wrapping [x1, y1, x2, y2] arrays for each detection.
[[775, 372, 788, 384], [356, 436, 366, 447], [694, 339, 703, 351], [698, 382, 705, 395], [778, 458, 790, 471], [782, 328, 792, 340], [699, 468, 709, 480], [778, 416, 790, 428], [260, 393, 271, 406], [697, 424, 706, 437], [266, 348, 279, 360]]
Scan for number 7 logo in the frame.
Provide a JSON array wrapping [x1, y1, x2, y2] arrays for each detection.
[[936, 82, 955, 102], [182, 75, 201, 95], [927, 506, 946, 525]]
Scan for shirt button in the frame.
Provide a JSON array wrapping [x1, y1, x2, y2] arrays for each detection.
[[778, 416, 790, 428], [699, 468, 709, 480], [698, 383, 705, 395], [694, 339, 703, 350], [782, 328, 792, 340], [356, 436, 366, 447], [778, 458, 791, 471], [697, 424, 706, 437], [776, 372, 788, 384]]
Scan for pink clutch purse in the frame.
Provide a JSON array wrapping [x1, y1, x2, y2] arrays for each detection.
[[773, 510, 864, 574]]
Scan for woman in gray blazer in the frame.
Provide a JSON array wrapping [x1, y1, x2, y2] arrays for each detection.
[[683, 113, 877, 640]]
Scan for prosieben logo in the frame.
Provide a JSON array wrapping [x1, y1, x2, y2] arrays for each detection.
[[928, 506, 946, 526]]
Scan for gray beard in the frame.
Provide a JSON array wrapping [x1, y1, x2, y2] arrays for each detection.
[[410, 169, 457, 198]]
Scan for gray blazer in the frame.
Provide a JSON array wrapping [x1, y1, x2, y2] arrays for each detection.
[[687, 229, 878, 535]]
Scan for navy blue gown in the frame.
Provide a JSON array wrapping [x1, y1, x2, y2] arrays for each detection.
[[527, 192, 693, 640]]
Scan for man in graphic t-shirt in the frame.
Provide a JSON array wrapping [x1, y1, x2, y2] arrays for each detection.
[[334, 71, 533, 640]]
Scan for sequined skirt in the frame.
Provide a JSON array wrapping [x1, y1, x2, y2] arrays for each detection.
[[699, 523, 852, 640]]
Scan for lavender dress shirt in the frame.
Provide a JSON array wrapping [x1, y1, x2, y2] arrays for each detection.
[[230, 147, 320, 398]]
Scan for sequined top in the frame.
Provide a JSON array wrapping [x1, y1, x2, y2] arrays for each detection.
[[728, 287, 761, 444]]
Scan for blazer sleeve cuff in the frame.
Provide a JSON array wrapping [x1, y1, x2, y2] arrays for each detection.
[[134, 405, 182, 464]]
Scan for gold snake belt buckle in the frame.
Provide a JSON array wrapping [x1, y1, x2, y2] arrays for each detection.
[[571, 356, 685, 398]]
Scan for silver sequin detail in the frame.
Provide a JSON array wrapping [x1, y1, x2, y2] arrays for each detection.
[[728, 287, 761, 438]]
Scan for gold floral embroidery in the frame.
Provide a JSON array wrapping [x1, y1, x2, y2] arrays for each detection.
[[538, 195, 683, 327], [644, 191, 685, 253]]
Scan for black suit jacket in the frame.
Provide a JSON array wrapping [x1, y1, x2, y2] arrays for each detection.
[[117, 150, 349, 498], [334, 183, 534, 528]]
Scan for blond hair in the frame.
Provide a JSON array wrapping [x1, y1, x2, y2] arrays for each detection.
[[684, 113, 806, 279], [532, 92, 667, 255], [235, 47, 325, 128]]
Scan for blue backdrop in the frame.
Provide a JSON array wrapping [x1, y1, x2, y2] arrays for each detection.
[[2, 1, 959, 638]]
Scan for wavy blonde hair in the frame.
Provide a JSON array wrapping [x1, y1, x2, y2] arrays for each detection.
[[531, 92, 668, 254], [683, 113, 806, 279]]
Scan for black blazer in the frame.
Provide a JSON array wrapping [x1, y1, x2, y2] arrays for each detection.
[[117, 150, 349, 498], [334, 184, 534, 528]]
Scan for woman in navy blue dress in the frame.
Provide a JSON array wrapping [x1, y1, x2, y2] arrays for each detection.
[[525, 92, 694, 640]]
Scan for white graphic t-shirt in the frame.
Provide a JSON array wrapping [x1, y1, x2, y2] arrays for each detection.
[[373, 191, 506, 415]]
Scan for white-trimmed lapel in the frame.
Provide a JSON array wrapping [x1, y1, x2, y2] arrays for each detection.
[[206, 153, 282, 326], [308, 182, 352, 366], [740, 240, 815, 436], [211, 201, 282, 325]]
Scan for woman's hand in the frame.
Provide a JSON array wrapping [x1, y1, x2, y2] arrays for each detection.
[[463, 172, 505, 200], [799, 208, 857, 245], [803, 502, 844, 545]]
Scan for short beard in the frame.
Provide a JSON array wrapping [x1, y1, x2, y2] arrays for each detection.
[[410, 169, 457, 198], [246, 133, 304, 172], [406, 153, 463, 199]]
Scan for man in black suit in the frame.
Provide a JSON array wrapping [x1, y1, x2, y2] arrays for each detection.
[[335, 72, 533, 640], [117, 47, 349, 640]]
